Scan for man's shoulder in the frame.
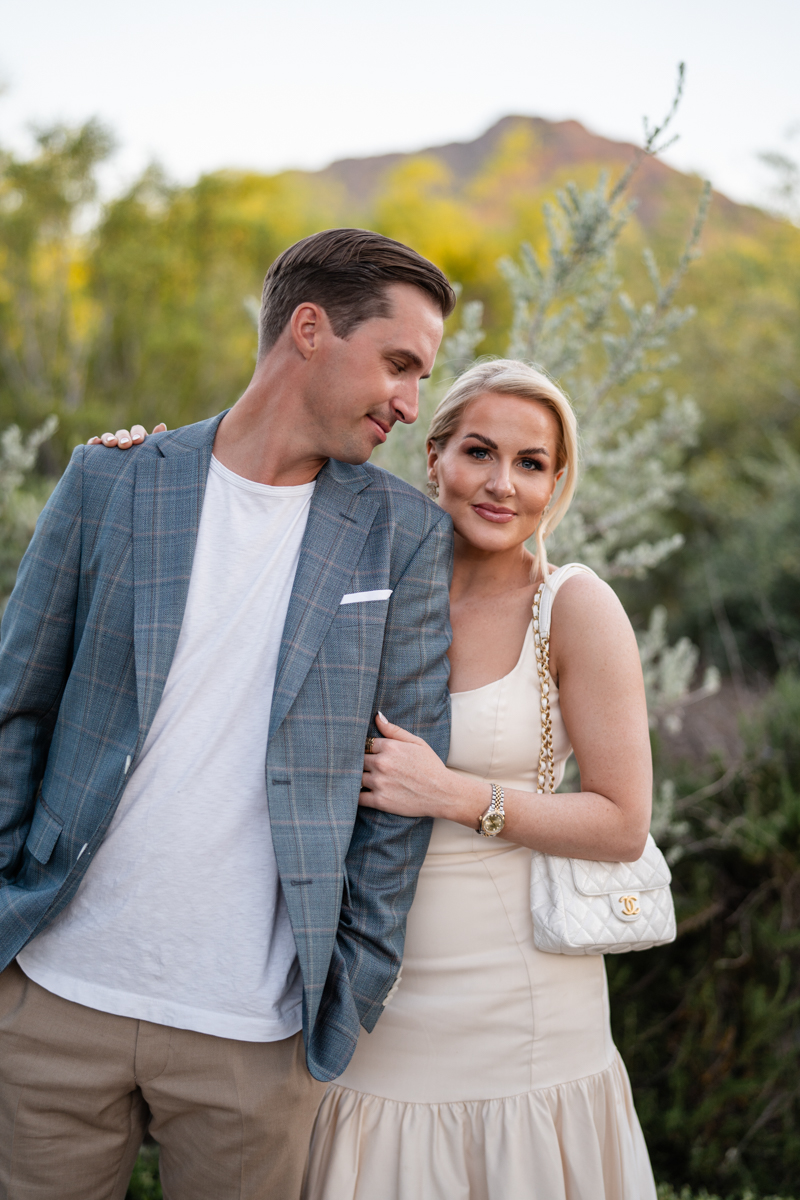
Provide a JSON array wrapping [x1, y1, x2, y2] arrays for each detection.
[[360, 463, 449, 533], [78, 414, 223, 487], [83, 414, 222, 468]]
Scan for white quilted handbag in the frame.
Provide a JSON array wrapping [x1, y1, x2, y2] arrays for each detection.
[[528, 565, 677, 956]]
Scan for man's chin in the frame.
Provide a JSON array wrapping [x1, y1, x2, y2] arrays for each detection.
[[335, 448, 374, 465], [330, 435, 381, 466]]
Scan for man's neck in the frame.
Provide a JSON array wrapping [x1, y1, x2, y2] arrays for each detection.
[[212, 366, 328, 487]]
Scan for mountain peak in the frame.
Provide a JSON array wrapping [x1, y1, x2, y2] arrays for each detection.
[[308, 114, 748, 230]]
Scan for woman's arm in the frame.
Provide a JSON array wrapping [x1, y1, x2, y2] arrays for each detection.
[[360, 575, 652, 863]]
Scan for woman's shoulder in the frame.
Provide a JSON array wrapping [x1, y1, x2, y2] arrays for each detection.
[[539, 564, 619, 632], [547, 566, 634, 668], [551, 566, 623, 615]]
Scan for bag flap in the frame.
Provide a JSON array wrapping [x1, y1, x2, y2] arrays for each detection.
[[570, 834, 671, 896]]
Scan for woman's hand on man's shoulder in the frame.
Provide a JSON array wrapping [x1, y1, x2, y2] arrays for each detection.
[[87, 423, 167, 449]]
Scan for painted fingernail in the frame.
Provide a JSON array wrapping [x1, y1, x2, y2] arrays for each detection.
[[377, 711, 387, 722], [119, 438, 130, 446]]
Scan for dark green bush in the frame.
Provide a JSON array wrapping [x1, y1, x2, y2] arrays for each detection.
[[611, 671, 800, 1197], [126, 1145, 161, 1200]]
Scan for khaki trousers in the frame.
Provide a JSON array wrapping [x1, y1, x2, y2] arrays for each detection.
[[0, 961, 325, 1200]]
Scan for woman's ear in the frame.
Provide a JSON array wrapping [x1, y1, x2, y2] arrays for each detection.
[[426, 440, 440, 487]]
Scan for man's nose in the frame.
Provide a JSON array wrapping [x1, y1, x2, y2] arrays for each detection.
[[392, 381, 420, 425]]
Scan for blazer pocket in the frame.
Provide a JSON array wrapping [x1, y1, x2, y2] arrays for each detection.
[[340, 590, 393, 605], [26, 800, 64, 865]]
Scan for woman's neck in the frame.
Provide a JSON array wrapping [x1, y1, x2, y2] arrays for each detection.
[[450, 534, 537, 605]]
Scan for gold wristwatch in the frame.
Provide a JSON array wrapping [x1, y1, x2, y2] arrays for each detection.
[[477, 783, 505, 837]]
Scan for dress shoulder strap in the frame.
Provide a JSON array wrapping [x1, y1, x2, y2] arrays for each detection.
[[537, 562, 598, 639]]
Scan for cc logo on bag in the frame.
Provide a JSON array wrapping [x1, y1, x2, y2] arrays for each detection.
[[619, 894, 640, 917]]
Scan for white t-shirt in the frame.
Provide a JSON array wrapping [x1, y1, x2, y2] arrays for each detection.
[[18, 455, 315, 1042]]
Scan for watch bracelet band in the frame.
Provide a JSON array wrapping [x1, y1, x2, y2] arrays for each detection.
[[476, 782, 505, 835]]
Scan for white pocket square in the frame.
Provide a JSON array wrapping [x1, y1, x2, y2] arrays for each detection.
[[340, 590, 393, 605]]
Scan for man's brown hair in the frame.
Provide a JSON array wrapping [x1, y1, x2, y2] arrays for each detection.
[[258, 228, 456, 357]]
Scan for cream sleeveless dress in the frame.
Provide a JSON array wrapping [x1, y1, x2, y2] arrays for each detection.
[[303, 565, 657, 1200]]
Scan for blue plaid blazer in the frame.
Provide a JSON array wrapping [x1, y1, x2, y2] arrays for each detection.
[[0, 413, 452, 1081]]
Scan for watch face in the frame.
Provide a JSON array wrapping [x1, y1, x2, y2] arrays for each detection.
[[482, 811, 505, 835]]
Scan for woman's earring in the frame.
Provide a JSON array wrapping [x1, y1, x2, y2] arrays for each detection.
[[427, 478, 439, 500]]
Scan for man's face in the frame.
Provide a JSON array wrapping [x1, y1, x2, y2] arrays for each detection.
[[300, 283, 444, 464]]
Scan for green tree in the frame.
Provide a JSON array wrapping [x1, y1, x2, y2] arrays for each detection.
[[373, 67, 718, 732], [0, 416, 57, 608], [0, 120, 113, 436]]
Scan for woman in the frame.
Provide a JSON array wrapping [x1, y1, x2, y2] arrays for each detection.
[[302, 359, 657, 1200]]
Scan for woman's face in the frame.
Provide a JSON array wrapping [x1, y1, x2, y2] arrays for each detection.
[[428, 392, 563, 555]]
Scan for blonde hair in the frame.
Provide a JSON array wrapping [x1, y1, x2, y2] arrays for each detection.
[[427, 359, 579, 582]]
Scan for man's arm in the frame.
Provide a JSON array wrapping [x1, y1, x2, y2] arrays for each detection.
[[0, 448, 84, 878], [338, 511, 453, 1031]]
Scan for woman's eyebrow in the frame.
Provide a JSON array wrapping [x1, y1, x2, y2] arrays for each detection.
[[462, 433, 550, 458], [461, 433, 498, 449]]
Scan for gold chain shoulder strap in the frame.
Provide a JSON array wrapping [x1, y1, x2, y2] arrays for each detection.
[[533, 582, 555, 794]]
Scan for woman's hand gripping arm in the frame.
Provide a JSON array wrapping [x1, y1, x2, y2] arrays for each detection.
[[360, 574, 652, 863]]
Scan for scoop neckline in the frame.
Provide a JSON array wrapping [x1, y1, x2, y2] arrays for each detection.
[[450, 620, 558, 697]]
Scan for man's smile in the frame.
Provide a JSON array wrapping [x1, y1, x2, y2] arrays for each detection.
[[366, 414, 391, 443]]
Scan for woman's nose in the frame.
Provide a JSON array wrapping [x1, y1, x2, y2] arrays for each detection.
[[486, 467, 514, 497]]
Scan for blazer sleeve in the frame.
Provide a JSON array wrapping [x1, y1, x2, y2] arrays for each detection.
[[338, 510, 453, 1031], [0, 446, 84, 879]]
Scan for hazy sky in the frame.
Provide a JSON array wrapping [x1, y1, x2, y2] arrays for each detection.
[[1, 0, 798, 206]]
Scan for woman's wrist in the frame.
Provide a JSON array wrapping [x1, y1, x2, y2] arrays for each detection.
[[431, 769, 491, 829]]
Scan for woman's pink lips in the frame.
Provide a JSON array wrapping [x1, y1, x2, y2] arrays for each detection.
[[472, 504, 516, 523]]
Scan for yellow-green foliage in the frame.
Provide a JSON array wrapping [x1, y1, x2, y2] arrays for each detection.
[[2, 116, 798, 473]]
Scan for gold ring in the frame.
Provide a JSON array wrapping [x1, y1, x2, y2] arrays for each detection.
[[365, 736, 375, 755]]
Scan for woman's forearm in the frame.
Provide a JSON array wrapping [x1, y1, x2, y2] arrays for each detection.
[[431, 771, 649, 862]]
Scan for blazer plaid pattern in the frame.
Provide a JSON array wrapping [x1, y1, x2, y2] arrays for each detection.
[[0, 413, 453, 1081]]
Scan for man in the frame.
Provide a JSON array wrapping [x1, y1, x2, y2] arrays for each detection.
[[0, 229, 456, 1199]]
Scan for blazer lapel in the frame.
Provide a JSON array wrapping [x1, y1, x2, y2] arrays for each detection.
[[269, 459, 379, 741], [132, 415, 223, 743]]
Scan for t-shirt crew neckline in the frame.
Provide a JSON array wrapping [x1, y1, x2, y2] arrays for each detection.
[[209, 454, 317, 498]]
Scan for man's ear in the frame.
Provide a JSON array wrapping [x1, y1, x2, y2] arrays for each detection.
[[289, 302, 329, 360]]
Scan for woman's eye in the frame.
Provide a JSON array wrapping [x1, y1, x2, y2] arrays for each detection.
[[520, 458, 543, 471], [467, 447, 490, 460]]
